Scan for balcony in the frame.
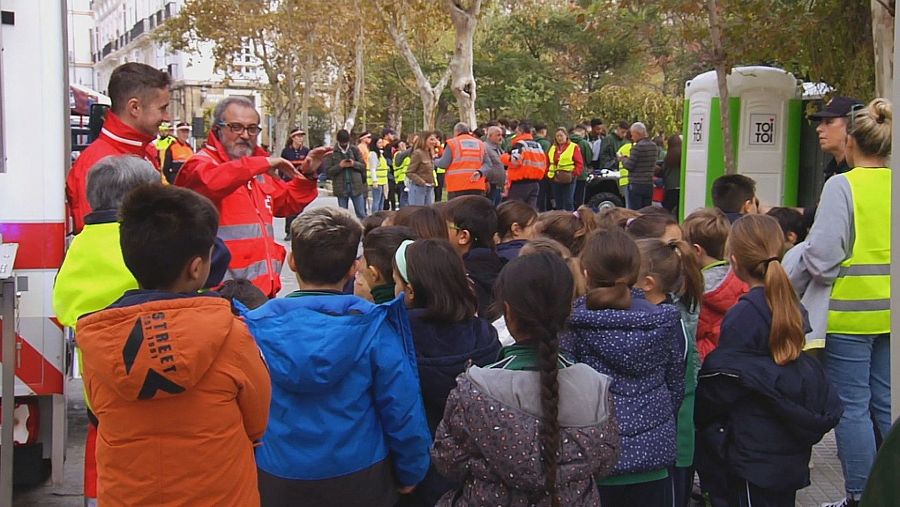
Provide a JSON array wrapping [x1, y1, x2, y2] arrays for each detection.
[[130, 19, 145, 41]]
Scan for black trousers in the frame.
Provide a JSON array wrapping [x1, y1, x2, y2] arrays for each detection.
[[598, 475, 674, 507], [434, 172, 445, 202]]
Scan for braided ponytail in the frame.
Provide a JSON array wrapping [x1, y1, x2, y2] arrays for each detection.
[[493, 253, 573, 506], [537, 322, 561, 507]]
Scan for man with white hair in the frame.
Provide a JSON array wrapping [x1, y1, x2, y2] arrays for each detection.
[[621, 121, 658, 209], [175, 96, 331, 297], [434, 122, 492, 200]]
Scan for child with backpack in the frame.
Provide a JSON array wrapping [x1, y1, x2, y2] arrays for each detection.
[[694, 214, 842, 506], [432, 253, 620, 506], [635, 238, 704, 507], [393, 238, 501, 505], [562, 228, 684, 506]]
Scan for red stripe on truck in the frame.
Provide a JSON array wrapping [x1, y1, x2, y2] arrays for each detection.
[[0, 321, 65, 395], [0, 222, 65, 269]]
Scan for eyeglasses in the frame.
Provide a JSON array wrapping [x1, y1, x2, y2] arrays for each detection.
[[217, 121, 262, 136], [847, 103, 866, 133]]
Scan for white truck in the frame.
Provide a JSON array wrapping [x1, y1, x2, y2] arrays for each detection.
[[0, 0, 72, 501]]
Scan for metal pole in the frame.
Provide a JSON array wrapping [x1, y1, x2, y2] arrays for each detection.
[[891, 8, 900, 422], [1, 261, 19, 507]]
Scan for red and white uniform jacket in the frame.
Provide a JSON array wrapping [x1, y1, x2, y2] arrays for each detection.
[[175, 132, 318, 297], [66, 112, 158, 234]]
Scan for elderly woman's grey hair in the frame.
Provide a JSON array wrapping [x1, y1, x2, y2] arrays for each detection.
[[86, 155, 161, 211]]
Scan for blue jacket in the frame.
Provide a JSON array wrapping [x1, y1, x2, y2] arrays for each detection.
[[695, 287, 841, 491], [561, 291, 684, 476], [241, 294, 432, 486]]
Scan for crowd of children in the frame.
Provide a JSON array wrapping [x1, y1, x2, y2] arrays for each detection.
[[58, 100, 899, 507]]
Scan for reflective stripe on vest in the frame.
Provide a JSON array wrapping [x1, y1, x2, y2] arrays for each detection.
[[445, 136, 486, 192], [547, 143, 577, 179], [508, 140, 547, 182], [217, 223, 275, 241], [223, 258, 284, 284], [617, 143, 632, 186], [827, 167, 891, 334]]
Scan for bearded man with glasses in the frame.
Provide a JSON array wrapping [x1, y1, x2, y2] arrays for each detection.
[[176, 96, 332, 297]]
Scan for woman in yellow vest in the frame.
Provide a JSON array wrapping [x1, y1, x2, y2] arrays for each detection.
[[787, 98, 891, 506], [547, 127, 584, 211], [367, 137, 389, 214]]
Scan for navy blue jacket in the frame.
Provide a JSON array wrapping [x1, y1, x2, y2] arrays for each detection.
[[695, 287, 842, 491], [408, 309, 501, 434], [462, 248, 506, 322], [562, 290, 684, 476], [496, 239, 527, 262]]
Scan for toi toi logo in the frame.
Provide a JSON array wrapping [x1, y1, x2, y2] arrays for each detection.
[[691, 118, 703, 143], [750, 115, 776, 145]]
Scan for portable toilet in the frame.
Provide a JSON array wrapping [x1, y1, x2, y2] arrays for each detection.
[[680, 66, 804, 218]]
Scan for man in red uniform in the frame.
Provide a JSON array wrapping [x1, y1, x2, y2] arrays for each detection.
[[176, 96, 331, 297], [66, 62, 171, 234]]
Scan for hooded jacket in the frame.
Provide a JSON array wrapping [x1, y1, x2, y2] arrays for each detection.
[[175, 131, 318, 297], [562, 291, 684, 478], [240, 294, 432, 487], [432, 363, 620, 506], [695, 287, 842, 491], [696, 263, 749, 361], [66, 112, 159, 233], [76, 291, 271, 507]]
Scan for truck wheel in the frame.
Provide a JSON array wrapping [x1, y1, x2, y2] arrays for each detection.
[[588, 192, 624, 211]]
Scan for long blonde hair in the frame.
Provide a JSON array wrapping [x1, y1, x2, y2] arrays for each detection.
[[728, 215, 804, 365]]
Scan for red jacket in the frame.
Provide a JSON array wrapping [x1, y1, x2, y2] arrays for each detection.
[[696, 265, 749, 360], [175, 132, 317, 297], [66, 113, 158, 234]]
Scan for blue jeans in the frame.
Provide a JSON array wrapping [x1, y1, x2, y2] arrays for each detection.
[[629, 183, 653, 210], [407, 182, 434, 206], [488, 185, 502, 206], [825, 332, 892, 497], [398, 182, 409, 208], [338, 193, 366, 219], [369, 185, 385, 215], [552, 181, 577, 211]]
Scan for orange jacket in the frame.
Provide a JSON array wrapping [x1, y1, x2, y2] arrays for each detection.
[[77, 293, 271, 507], [66, 112, 159, 234], [500, 133, 548, 182], [444, 134, 487, 193], [175, 132, 317, 297]]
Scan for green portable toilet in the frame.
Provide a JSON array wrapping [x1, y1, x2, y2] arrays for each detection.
[[681, 66, 804, 218]]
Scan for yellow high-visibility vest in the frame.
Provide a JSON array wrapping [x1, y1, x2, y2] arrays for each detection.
[[827, 167, 891, 334]]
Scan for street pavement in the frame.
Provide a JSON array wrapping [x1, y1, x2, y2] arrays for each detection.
[[13, 195, 848, 506]]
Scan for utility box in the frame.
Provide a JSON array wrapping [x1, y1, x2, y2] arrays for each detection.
[[681, 66, 804, 217]]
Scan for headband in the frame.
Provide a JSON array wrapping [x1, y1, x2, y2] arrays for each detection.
[[394, 240, 414, 284]]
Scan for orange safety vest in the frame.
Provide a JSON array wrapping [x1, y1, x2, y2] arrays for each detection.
[[501, 134, 547, 182], [445, 134, 487, 193], [170, 140, 194, 162]]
